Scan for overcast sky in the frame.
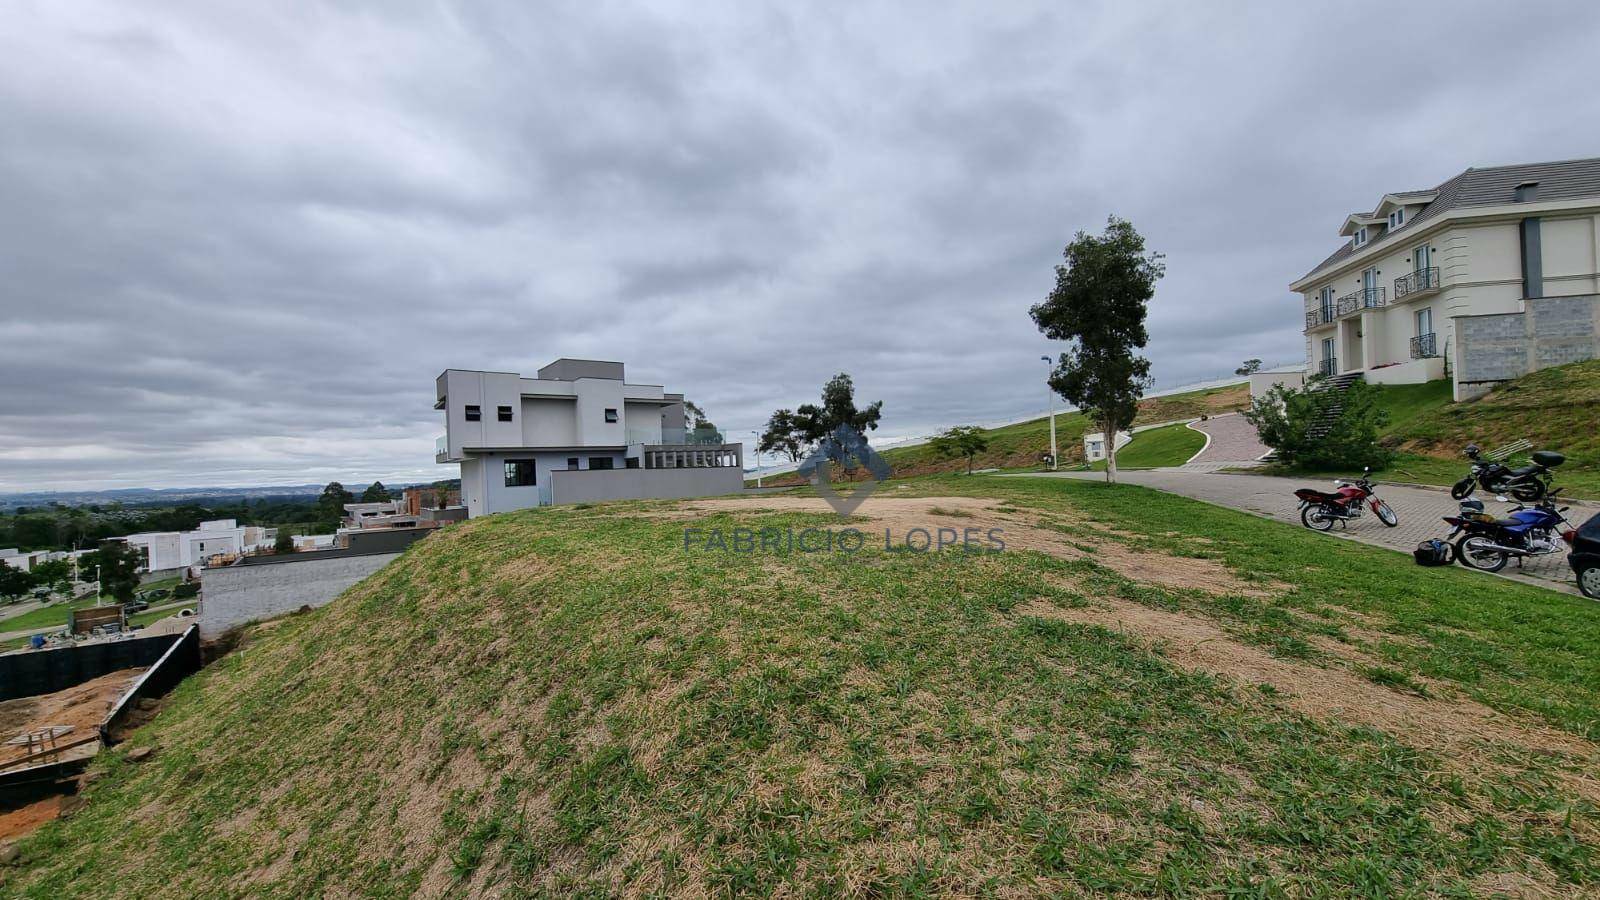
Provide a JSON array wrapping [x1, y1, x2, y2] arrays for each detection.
[[3, 1, 1600, 492]]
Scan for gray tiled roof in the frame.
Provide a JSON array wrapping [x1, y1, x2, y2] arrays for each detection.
[[1297, 157, 1600, 284]]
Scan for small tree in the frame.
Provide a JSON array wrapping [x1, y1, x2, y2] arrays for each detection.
[[929, 426, 990, 475], [317, 482, 355, 525], [0, 560, 35, 601], [758, 409, 807, 462], [1244, 378, 1393, 470], [31, 558, 72, 595], [360, 481, 391, 502], [1235, 359, 1263, 376], [91, 541, 142, 604], [1031, 217, 1165, 484], [760, 374, 884, 470], [273, 531, 296, 555]]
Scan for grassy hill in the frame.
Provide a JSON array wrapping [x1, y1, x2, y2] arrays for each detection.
[[6, 475, 1600, 895], [759, 381, 1249, 485], [1269, 361, 1600, 496]]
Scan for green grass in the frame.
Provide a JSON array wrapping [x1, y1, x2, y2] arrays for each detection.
[[1090, 422, 1206, 470], [1261, 362, 1600, 497], [6, 474, 1599, 895], [0, 595, 107, 633], [756, 381, 1250, 485]]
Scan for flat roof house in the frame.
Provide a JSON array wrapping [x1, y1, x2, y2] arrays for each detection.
[[435, 359, 743, 517], [1290, 158, 1600, 400]]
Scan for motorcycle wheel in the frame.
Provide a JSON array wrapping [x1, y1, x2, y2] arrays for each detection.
[[1373, 500, 1399, 527], [1456, 535, 1508, 573], [1301, 505, 1336, 531], [1510, 482, 1546, 502], [1450, 478, 1475, 500], [1579, 566, 1600, 600]]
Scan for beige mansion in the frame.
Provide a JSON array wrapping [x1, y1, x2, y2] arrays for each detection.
[[1290, 159, 1600, 399]]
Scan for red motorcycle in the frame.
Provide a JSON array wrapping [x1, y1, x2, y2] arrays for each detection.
[[1294, 467, 1399, 531]]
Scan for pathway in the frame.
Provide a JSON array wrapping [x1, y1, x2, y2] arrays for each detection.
[[1009, 469, 1592, 595]]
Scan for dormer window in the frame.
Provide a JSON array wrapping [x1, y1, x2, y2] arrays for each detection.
[[1387, 208, 1405, 230], [1352, 226, 1368, 248]]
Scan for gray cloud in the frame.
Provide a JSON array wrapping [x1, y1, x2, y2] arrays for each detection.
[[2, 0, 1599, 490]]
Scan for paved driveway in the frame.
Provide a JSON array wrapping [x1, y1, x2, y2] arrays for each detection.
[[1180, 412, 1269, 470], [1011, 469, 1593, 595]]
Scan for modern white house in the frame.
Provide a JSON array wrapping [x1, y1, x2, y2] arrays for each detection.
[[120, 519, 275, 574], [1289, 158, 1600, 400], [435, 359, 744, 516]]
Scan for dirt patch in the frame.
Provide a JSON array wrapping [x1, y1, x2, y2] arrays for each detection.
[[0, 668, 143, 770], [1014, 595, 1600, 805], [0, 795, 64, 844], [679, 495, 1276, 598]]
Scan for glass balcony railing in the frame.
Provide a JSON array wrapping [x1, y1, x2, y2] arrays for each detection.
[[435, 435, 448, 457]]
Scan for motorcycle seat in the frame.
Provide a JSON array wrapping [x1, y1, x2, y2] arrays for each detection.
[[1492, 518, 1527, 528], [1507, 465, 1541, 477]]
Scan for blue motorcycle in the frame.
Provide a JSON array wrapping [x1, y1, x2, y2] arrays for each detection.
[[1443, 491, 1577, 573]]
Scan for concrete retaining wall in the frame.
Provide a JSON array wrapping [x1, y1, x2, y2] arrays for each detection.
[[549, 467, 745, 505], [198, 552, 398, 638], [1455, 294, 1600, 399]]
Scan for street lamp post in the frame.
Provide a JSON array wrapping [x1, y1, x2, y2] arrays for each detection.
[[752, 431, 762, 487], [1041, 356, 1058, 471]]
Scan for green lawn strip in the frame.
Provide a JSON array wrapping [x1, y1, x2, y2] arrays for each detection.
[[5, 502, 1596, 894], [0, 596, 109, 633], [1089, 421, 1206, 470], [918, 473, 1600, 740]]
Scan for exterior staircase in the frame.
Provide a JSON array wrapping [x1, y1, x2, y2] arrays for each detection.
[[1306, 372, 1363, 438]]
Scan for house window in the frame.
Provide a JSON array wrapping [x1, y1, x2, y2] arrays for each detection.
[[504, 459, 536, 487], [464, 405, 481, 422], [1415, 308, 1432, 337], [1353, 226, 1368, 248], [589, 457, 615, 470], [1414, 244, 1431, 272], [497, 405, 513, 422], [1318, 286, 1334, 316], [604, 408, 618, 423], [625, 457, 640, 469], [1387, 208, 1405, 229], [567, 457, 580, 470]]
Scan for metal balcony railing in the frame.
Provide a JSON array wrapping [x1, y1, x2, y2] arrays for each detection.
[[1410, 332, 1438, 359], [1305, 306, 1336, 329], [1318, 357, 1338, 377], [1394, 267, 1441, 299], [1337, 287, 1387, 317]]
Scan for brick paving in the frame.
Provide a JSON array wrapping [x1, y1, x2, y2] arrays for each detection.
[[1181, 412, 1270, 469], [1012, 469, 1594, 595]]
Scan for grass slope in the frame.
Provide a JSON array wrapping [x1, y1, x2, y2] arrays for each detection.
[[1091, 422, 1206, 470], [760, 382, 1249, 485], [7, 476, 1599, 896], [1263, 361, 1600, 497]]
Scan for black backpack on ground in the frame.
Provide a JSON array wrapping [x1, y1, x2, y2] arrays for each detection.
[[1413, 539, 1455, 567]]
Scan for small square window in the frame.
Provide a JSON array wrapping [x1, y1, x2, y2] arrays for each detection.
[[464, 405, 481, 422], [497, 405, 513, 422], [625, 457, 640, 469], [604, 408, 618, 423], [504, 459, 536, 487], [567, 457, 580, 470], [589, 457, 614, 470]]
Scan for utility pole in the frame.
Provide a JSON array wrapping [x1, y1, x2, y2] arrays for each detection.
[[1041, 355, 1058, 471], [751, 431, 762, 487]]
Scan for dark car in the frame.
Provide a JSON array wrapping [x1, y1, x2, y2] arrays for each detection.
[[1571, 510, 1600, 600], [122, 598, 150, 614]]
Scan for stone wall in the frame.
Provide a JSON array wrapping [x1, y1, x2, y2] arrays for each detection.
[[1454, 294, 1600, 399], [198, 552, 398, 638]]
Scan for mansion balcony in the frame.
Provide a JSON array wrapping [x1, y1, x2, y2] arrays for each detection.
[[1335, 287, 1386, 318], [1394, 267, 1442, 301], [1410, 332, 1438, 359], [1305, 306, 1336, 330], [1317, 357, 1338, 377]]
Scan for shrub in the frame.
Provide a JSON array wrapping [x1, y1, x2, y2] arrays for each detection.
[[1245, 377, 1393, 469]]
